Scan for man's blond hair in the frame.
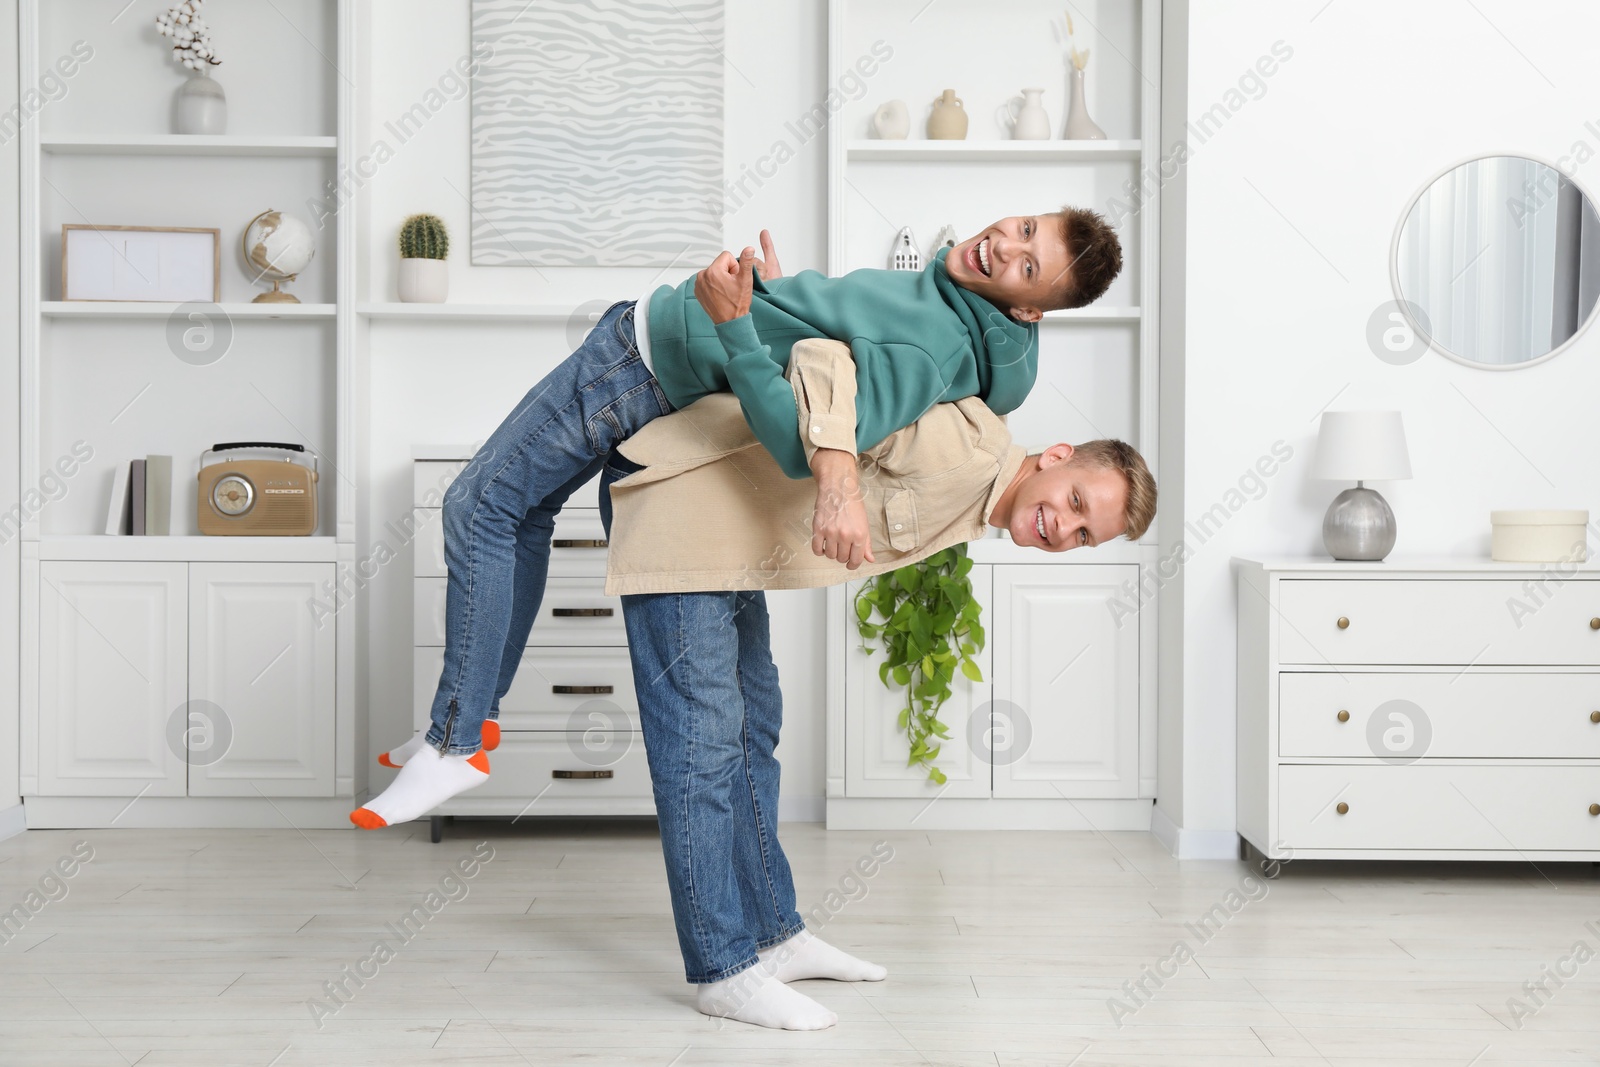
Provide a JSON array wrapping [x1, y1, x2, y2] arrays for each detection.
[[1069, 439, 1156, 541]]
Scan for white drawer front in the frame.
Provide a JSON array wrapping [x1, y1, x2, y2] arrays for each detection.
[[1279, 672, 1600, 759], [412, 509, 608, 579], [414, 646, 638, 732], [1277, 579, 1600, 665], [414, 576, 625, 646], [465, 731, 653, 801], [413, 459, 601, 510], [1278, 764, 1600, 851]]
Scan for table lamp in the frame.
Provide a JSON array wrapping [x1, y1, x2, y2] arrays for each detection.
[[1311, 410, 1412, 561]]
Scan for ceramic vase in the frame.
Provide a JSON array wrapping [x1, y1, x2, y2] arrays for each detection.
[[872, 100, 910, 139], [927, 89, 968, 140], [997, 87, 1051, 140], [398, 258, 448, 303], [175, 70, 227, 135], [1063, 67, 1105, 140]]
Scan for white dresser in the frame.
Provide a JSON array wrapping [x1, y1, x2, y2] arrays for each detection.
[[1236, 557, 1600, 865], [410, 448, 656, 838]]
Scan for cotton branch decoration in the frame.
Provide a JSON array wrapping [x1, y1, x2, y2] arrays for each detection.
[[156, 1, 221, 71]]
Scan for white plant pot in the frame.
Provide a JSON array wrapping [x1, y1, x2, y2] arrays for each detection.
[[398, 258, 448, 303]]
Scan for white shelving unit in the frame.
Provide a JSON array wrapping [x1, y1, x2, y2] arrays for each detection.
[[823, 0, 1161, 829], [17, 0, 360, 828]]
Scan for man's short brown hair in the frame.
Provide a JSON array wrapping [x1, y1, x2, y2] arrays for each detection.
[[1070, 438, 1155, 541], [1052, 206, 1123, 310]]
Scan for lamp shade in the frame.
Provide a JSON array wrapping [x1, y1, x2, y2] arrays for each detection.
[[1311, 410, 1412, 482]]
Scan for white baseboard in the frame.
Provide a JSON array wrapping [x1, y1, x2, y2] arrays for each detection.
[[824, 797, 1153, 831], [779, 795, 825, 823], [0, 803, 25, 842], [1151, 803, 1240, 860]]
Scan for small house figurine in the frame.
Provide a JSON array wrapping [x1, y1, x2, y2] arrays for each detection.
[[932, 224, 959, 257], [890, 226, 922, 271]]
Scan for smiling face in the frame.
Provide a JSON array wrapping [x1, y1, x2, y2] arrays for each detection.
[[946, 215, 1075, 323], [993, 445, 1130, 552]]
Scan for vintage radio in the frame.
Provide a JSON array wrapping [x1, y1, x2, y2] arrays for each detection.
[[197, 441, 319, 536]]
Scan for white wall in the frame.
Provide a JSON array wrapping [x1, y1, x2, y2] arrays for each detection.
[[359, 1, 832, 818], [1170, 0, 1600, 846], [1, 0, 21, 835]]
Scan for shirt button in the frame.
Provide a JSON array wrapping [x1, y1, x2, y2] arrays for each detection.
[[893, 523, 903, 531]]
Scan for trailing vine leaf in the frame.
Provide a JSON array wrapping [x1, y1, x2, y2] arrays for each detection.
[[854, 543, 985, 783]]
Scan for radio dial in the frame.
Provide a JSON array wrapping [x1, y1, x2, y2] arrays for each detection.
[[212, 474, 255, 516]]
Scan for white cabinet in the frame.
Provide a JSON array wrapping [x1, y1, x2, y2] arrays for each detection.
[[188, 563, 335, 796], [991, 566, 1139, 798], [840, 564, 1141, 804], [1236, 558, 1600, 863], [34, 560, 335, 799], [37, 562, 188, 797]]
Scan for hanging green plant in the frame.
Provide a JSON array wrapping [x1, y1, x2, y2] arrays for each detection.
[[853, 544, 985, 784]]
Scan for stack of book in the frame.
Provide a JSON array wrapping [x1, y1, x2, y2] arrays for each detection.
[[105, 455, 173, 535]]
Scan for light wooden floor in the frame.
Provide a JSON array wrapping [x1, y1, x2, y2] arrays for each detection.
[[0, 818, 1597, 1066]]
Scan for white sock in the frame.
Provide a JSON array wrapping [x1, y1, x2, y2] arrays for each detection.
[[759, 932, 887, 983], [695, 964, 837, 1030], [378, 730, 428, 768], [350, 746, 489, 829]]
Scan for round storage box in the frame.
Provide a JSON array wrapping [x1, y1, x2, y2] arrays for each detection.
[[1489, 509, 1589, 562]]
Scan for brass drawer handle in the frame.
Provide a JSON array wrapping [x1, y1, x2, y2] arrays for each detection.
[[552, 607, 614, 617], [1591, 618, 1600, 631], [1591, 711, 1600, 724], [1336, 617, 1350, 630], [553, 769, 614, 780], [1590, 803, 1600, 817], [1336, 710, 1350, 723], [1335, 802, 1349, 815], [553, 685, 614, 695], [554, 538, 608, 549]]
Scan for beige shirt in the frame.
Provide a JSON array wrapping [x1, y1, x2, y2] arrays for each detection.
[[604, 338, 1025, 595]]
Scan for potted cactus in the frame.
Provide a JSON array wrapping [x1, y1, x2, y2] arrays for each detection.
[[398, 214, 449, 303]]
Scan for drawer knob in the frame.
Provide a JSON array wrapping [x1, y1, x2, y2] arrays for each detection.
[[1591, 618, 1600, 631], [553, 769, 614, 780], [552, 607, 614, 617], [1336, 617, 1350, 630], [553, 685, 614, 695], [1590, 803, 1600, 817], [1335, 801, 1349, 815], [553, 538, 608, 549], [1591, 711, 1600, 724], [1336, 709, 1350, 723]]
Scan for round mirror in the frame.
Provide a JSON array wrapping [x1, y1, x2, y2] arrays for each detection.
[[1392, 155, 1600, 367]]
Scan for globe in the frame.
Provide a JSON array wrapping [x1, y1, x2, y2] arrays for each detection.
[[242, 209, 315, 303]]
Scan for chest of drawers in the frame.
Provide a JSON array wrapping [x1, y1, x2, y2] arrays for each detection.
[[1236, 558, 1600, 864], [410, 448, 656, 829]]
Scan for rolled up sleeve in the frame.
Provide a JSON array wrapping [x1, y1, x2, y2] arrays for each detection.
[[786, 337, 860, 462]]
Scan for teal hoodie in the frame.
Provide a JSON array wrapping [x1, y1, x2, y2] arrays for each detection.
[[643, 246, 1038, 479]]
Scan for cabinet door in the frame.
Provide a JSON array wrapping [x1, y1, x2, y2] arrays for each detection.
[[37, 562, 188, 797], [843, 569, 994, 799], [991, 566, 1139, 798], [187, 563, 335, 796]]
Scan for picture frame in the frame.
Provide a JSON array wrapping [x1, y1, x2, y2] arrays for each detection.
[[61, 224, 222, 302]]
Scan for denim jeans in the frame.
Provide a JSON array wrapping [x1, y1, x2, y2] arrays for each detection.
[[600, 456, 807, 983], [425, 300, 672, 755]]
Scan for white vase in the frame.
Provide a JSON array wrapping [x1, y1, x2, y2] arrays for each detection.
[[398, 258, 448, 303], [1063, 67, 1106, 140], [174, 71, 227, 135], [997, 87, 1051, 140]]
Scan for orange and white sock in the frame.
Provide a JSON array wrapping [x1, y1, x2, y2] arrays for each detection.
[[377, 720, 500, 768], [350, 746, 489, 829]]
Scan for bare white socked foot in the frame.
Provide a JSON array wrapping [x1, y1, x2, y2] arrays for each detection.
[[695, 964, 838, 1030], [760, 931, 887, 983]]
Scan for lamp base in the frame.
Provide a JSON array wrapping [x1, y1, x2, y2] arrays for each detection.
[[1322, 485, 1396, 561]]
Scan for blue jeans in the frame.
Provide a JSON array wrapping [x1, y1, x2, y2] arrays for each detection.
[[425, 300, 672, 755], [600, 456, 807, 983]]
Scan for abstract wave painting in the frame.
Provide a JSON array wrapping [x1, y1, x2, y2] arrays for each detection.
[[470, 0, 725, 267]]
